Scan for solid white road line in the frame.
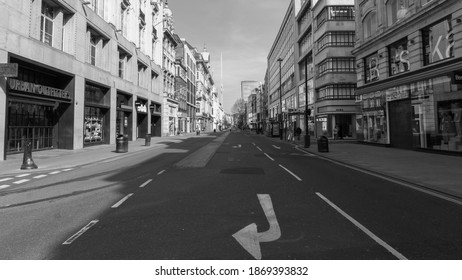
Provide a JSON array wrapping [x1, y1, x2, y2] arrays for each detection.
[[13, 179, 30, 184], [264, 153, 275, 161], [33, 174, 47, 179], [0, 185, 10, 189], [49, 171, 61, 175], [278, 164, 303, 181], [316, 192, 407, 260], [111, 193, 134, 208], [15, 174, 30, 178], [62, 220, 99, 245], [139, 179, 152, 188], [157, 170, 166, 175], [0, 178, 13, 182]]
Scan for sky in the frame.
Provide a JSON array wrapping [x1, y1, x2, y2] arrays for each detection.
[[168, 0, 290, 113]]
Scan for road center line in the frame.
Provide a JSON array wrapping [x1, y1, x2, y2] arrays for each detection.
[[139, 179, 152, 188], [15, 174, 30, 178], [0, 178, 13, 182], [264, 153, 275, 161], [49, 171, 61, 175], [256, 146, 262, 152], [33, 175, 47, 179], [157, 169, 166, 175], [278, 164, 302, 181], [0, 185, 10, 189], [13, 179, 30, 184], [111, 193, 134, 208], [316, 192, 407, 260], [62, 220, 99, 245]]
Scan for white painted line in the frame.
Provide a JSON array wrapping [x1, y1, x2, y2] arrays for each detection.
[[278, 164, 302, 181], [62, 220, 99, 245], [264, 153, 275, 161], [139, 179, 153, 188], [62, 168, 74, 172], [0, 178, 13, 182], [111, 193, 134, 208], [49, 171, 61, 175], [272, 145, 281, 149], [33, 174, 47, 179], [0, 185, 11, 189], [13, 179, 30, 184], [256, 146, 262, 152], [15, 174, 30, 178], [157, 170, 166, 175], [316, 192, 407, 260]]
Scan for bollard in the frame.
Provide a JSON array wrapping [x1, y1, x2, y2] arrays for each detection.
[[145, 133, 151, 146], [116, 135, 127, 153], [21, 139, 38, 170], [317, 136, 329, 152]]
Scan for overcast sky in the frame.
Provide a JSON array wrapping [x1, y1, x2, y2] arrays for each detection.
[[168, 0, 290, 113]]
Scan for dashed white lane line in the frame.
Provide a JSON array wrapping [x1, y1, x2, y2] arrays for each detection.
[[0, 185, 11, 189], [111, 193, 134, 208], [62, 220, 99, 245], [62, 168, 73, 172], [15, 174, 30, 178], [316, 192, 407, 260], [278, 164, 303, 181], [256, 146, 262, 152], [0, 178, 13, 182], [157, 170, 166, 175], [139, 179, 153, 188], [13, 179, 30, 184], [264, 153, 275, 161], [49, 171, 61, 175], [33, 174, 47, 179]]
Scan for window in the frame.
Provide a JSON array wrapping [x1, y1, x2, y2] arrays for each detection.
[[363, 11, 377, 39], [40, 2, 54, 46], [423, 17, 454, 65], [317, 57, 355, 76], [387, 0, 409, 26], [317, 84, 356, 100], [317, 31, 355, 51], [120, 3, 128, 36], [299, 31, 313, 56], [364, 53, 379, 83], [316, 6, 355, 28], [89, 33, 97, 66], [389, 38, 410, 75]]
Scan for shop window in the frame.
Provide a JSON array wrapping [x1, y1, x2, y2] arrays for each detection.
[[362, 11, 377, 40], [387, 0, 409, 26], [89, 34, 97, 66], [389, 38, 410, 75], [422, 17, 454, 65], [84, 107, 104, 144], [317, 57, 355, 77], [40, 2, 54, 46], [364, 53, 379, 83]]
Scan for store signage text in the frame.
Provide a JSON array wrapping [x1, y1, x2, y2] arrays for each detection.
[[136, 104, 147, 113], [454, 72, 462, 84], [386, 87, 409, 102], [8, 78, 71, 100]]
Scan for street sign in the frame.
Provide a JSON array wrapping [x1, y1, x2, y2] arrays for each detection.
[[0, 63, 18, 77]]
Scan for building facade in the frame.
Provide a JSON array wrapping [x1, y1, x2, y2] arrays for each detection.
[[195, 47, 215, 132], [0, 0, 164, 161], [353, 0, 462, 153]]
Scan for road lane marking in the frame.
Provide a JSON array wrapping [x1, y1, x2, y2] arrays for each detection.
[[316, 192, 407, 260], [157, 170, 166, 175], [33, 175, 47, 179], [256, 146, 262, 152], [15, 174, 30, 178], [0, 178, 13, 182], [62, 168, 73, 172], [111, 193, 134, 208], [278, 164, 302, 181], [139, 179, 152, 188], [13, 179, 30, 184], [264, 153, 275, 161], [49, 171, 61, 175], [62, 220, 99, 245], [272, 145, 281, 149], [0, 185, 10, 189]]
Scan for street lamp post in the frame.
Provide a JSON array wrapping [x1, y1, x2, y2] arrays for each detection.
[[304, 59, 311, 148], [277, 58, 283, 140]]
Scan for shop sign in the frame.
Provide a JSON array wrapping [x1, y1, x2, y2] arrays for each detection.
[[136, 104, 147, 113], [0, 63, 18, 77], [454, 71, 462, 84], [386, 86, 409, 102], [8, 78, 71, 100]]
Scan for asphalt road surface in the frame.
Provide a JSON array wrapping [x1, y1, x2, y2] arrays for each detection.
[[1, 130, 462, 260]]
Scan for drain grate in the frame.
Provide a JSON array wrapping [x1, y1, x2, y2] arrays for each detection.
[[220, 167, 265, 175]]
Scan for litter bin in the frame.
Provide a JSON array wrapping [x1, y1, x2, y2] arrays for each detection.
[[116, 134, 128, 153], [317, 136, 329, 152], [145, 133, 151, 146]]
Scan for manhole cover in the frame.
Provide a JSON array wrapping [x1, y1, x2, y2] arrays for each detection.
[[220, 167, 265, 174]]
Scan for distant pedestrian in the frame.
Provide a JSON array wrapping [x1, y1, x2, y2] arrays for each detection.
[[334, 125, 339, 140]]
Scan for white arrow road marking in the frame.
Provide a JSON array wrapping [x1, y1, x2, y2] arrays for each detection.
[[272, 145, 281, 149], [316, 192, 407, 260], [233, 194, 281, 260]]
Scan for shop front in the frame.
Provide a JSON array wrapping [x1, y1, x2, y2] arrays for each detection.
[[135, 98, 148, 138], [84, 83, 110, 146], [150, 102, 162, 137], [116, 91, 133, 138], [6, 57, 74, 155]]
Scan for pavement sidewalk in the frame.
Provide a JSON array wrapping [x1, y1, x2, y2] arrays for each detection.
[[273, 135, 462, 201]]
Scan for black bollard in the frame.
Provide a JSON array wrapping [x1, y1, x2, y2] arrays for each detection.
[[21, 139, 38, 170]]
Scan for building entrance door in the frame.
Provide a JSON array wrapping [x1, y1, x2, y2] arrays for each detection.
[[389, 99, 413, 149]]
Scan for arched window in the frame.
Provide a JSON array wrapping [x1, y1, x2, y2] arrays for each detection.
[[363, 11, 377, 39], [387, 0, 408, 26]]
